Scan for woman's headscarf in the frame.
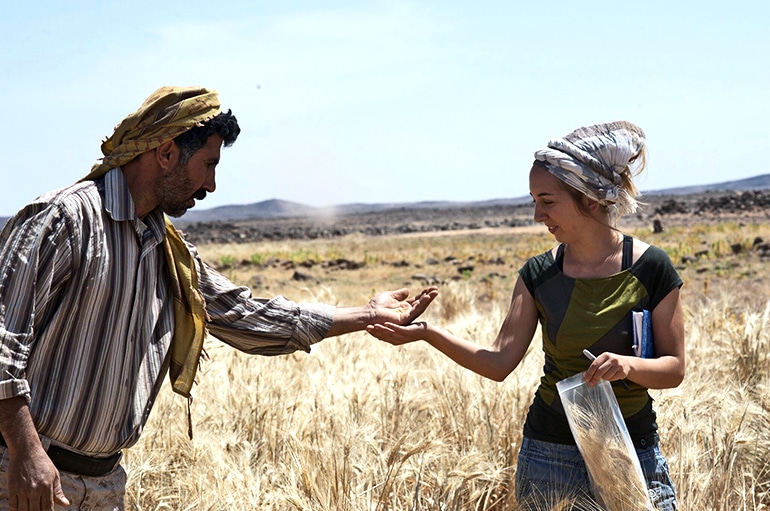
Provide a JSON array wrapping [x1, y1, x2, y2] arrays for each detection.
[[533, 121, 646, 220]]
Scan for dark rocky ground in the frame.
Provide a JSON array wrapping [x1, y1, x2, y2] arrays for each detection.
[[178, 190, 770, 245]]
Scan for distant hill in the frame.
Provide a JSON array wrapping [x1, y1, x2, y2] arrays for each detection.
[[176, 173, 770, 224], [183, 198, 319, 221], [175, 196, 532, 224], [644, 174, 770, 195], [3, 174, 770, 227]]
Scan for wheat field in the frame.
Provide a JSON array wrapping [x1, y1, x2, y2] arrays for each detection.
[[123, 222, 770, 510]]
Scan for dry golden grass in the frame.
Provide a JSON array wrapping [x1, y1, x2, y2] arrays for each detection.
[[124, 222, 770, 510]]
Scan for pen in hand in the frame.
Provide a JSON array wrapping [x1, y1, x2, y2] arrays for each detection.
[[582, 349, 631, 390]]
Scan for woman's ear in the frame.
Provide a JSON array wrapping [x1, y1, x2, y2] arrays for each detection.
[[155, 140, 180, 173], [582, 194, 601, 212]]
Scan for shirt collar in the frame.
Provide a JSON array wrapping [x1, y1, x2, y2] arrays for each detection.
[[103, 168, 136, 222], [103, 168, 166, 241]]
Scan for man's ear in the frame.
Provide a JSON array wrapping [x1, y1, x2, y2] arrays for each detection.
[[155, 140, 179, 173]]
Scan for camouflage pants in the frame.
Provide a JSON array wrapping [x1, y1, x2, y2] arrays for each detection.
[[0, 444, 126, 511]]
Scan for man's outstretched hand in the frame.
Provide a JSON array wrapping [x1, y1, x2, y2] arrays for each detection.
[[367, 286, 438, 325], [326, 287, 438, 337]]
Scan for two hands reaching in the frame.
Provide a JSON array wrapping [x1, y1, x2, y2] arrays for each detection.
[[365, 286, 437, 345]]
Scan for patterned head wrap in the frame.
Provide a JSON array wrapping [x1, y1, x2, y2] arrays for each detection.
[[84, 86, 221, 180], [82, 87, 222, 433], [533, 121, 646, 220]]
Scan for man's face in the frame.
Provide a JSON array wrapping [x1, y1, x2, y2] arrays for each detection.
[[158, 135, 222, 217]]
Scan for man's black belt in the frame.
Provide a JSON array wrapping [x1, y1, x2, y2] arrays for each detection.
[[0, 432, 122, 477]]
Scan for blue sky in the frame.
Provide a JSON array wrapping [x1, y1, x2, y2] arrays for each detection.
[[2, 1, 768, 216]]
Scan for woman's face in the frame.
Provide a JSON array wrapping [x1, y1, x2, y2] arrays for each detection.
[[529, 165, 587, 243]]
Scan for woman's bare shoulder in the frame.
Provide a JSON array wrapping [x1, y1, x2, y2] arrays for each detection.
[[631, 236, 651, 263]]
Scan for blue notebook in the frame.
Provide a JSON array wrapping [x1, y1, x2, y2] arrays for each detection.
[[632, 310, 654, 359]]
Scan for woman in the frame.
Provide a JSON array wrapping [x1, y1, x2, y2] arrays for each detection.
[[366, 121, 684, 510]]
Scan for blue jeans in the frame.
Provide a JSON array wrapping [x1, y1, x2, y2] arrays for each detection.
[[515, 437, 679, 511]]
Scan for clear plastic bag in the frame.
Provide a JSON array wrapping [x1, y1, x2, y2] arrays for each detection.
[[556, 373, 655, 511]]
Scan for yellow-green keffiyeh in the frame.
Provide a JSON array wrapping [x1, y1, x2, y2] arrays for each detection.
[[82, 86, 220, 402]]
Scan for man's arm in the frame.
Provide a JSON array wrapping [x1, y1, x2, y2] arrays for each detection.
[[0, 207, 69, 509], [194, 235, 438, 354], [326, 287, 438, 337], [0, 397, 69, 511]]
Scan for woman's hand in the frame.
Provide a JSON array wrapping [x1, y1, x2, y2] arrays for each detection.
[[583, 351, 632, 387], [366, 321, 429, 346]]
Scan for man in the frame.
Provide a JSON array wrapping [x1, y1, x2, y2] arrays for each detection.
[[0, 86, 437, 511]]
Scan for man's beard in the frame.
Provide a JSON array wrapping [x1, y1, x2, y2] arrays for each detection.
[[157, 161, 206, 217]]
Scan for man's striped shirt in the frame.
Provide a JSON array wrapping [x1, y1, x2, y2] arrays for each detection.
[[0, 168, 334, 455]]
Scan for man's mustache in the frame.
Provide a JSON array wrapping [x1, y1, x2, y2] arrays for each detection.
[[192, 189, 207, 201]]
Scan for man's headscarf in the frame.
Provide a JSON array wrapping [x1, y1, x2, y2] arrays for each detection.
[[82, 86, 221, 419], [533, 121, 646, 220]]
